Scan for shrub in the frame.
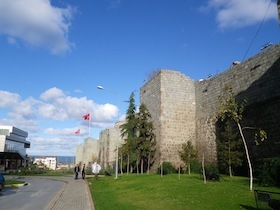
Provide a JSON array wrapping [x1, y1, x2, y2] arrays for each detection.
[[157, 162, 177, 175], [190, 160, 201, 174], [99, 167, 114, 176], [85, 168, 92, 175], [17, 165, 48, 175], [55, 168, 74, 175], [255, 157, 280, 187], [203, 164, 220, 181]]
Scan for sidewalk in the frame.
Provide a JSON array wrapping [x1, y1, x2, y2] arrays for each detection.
[[43, 176, 95, 210]]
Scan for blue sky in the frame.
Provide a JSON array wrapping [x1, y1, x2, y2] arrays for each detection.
[[0, 0, 279, 156]]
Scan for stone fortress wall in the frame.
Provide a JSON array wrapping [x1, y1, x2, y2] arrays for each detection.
[[98, 122, 124, 169], [76, 122, 124, 169], [76, 43, 280, 170], [195, 43, 280, 162], [76, 137, 99, 166], [140, 43, 280, 169]]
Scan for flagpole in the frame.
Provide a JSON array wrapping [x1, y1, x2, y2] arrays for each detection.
[[88, 113, 91, 137]]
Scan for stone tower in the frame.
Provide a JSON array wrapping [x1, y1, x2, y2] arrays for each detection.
[[140, 70, 196, 169]]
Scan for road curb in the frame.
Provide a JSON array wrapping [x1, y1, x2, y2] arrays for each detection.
[[85, 178, 95, 210]]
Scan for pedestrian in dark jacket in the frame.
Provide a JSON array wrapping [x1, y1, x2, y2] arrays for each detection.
[[74, 164, 80, 179], [82, 164, 86, 179]]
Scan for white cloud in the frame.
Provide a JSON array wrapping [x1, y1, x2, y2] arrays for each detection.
[[93, 103, 118, 122], [10, 97, 38, 119], [39, 103, 68, 120], [40, 87, 65, 101], [0, 0, 75, 54], [63, 96, 94, 119], [44, 127, 79, 136], [39, 88, 119, 122], [0, 88, 126, 156], [1, 87, 118, 128], [0, 87, 120, 155], [203, 0, 278, 29], [28, 135, 77, 156], [0, 90, 21, 107]]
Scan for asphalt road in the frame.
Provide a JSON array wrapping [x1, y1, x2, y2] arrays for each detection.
[[0, 177, 65, 210]]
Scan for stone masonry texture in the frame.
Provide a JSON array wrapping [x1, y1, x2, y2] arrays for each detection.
[[76, 137, 99, 167], [76, 122, 124, 171], [141, 43, 280, 169], [77, 43, 280, 171], [140, 70, 196, 169]]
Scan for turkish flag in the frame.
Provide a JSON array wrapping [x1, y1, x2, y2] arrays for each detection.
[[83, 113, 90, 120], [75, 129, 80, 135]]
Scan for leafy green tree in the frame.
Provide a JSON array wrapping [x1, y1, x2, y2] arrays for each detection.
[[219, 89, 267, 191], [179, 141, 197, 175], [120, 94, 156, 174], [120, 92, 138, 174], [217, 121, 242, 177], [136, 103, 156, 174]]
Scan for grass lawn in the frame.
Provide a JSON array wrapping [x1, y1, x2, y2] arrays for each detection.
[[88, 174, 280, 210], [5, 180, 26, 185]]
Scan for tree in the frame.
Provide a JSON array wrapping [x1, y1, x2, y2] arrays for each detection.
[[120, 93, 156, 174], [219, 89, 267, 191], [179, 141, 197, 175], [217, 121, 243, 177], [120, 92, 138, 174], [136, 103, 156, 174]]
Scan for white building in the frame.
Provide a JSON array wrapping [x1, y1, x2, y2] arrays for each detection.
[[0, 126, 31, 172], [33, 157, 57, 170]]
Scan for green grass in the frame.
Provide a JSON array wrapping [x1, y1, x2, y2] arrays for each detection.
[[88, 174, 280, 210], [5, 180, 26, 185]]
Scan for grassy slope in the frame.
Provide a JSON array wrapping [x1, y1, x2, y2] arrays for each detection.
[[89, 174, 280, 210]]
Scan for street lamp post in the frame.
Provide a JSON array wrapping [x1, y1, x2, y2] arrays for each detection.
[[97, 85, 120, 179]]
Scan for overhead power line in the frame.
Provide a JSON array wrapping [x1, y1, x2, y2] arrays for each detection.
[[242, 0, 273, 61]]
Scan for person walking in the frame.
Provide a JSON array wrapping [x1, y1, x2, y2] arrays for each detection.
[[82, 164, 86, 179], [74, 164, 80, 179]]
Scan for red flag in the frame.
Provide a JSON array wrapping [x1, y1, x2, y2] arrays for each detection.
[[83, 113, 90, 120], [75, 129, 80, 135]]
